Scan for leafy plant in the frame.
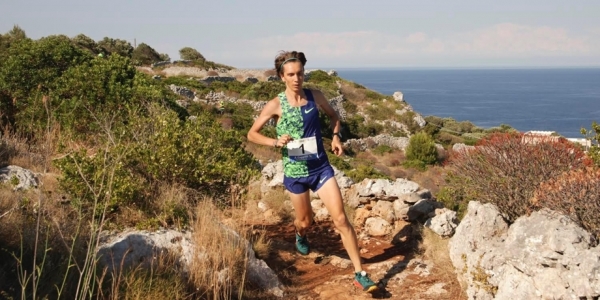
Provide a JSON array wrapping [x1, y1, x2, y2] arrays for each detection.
[[581, 121, 600, 166], [405, 132, 438, 165], [179, 47, 205, 61]]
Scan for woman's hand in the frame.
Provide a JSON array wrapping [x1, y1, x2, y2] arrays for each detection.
[[275, 134, 293, 148], [331, 136, 344, 156]]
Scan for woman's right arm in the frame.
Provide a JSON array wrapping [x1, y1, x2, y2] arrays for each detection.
[[247, 98, 281, 147]]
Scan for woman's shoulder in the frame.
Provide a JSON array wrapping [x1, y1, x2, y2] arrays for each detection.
[[304, 88, 325, 101]]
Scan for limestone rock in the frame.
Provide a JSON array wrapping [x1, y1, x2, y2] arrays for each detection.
[[424, 209, 458, 237], [393, 91, 404, 102], [406, 199, 437, 221], [244, 77, 259, 83], [413, 113, 426, 128], [449, 201, 600, 299], [353, 207, 371, 227], [365, 217, 392, 237], [452, 143, 475, 153], [0, 165, 39, 191], [329, 255, 352, 269], [343, 134, 409, 152], [392, 200, 410, 219], [201, 76, 235, 84], [372, 201, 395, 224], [311, 200, 330, 222], [169, 84, 195, 99], [97, 229, 284, 297]]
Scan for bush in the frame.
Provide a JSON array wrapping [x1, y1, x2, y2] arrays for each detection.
[[346, 165, 389, 183], [405, 132, 438, 165], [373, 145, 393, 156], [56, 105, 259, 211], [179, 47, 205, 61], [97, 37, 133, 57], [446, 132, 591, 222], [531, 167, 600, 241], [132, 43, 161, 65], [581, 121, 600, 166]]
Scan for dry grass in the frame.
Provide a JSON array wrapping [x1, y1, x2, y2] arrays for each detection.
[[250, 228, 273, 260], [244, 142, 280, 163], [188, 198, 250, 299], [261, 186, 292, 221], [419, 227, 465, 297], [106, 253, 191, 300]]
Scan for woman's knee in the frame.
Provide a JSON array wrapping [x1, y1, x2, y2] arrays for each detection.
[[295, 214, 314, 229], [332, 214, 351, 231]]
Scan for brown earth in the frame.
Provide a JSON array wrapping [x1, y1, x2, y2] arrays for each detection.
[[247, 219, 466, 300]]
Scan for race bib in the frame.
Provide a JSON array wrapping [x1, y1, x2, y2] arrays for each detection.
[[286, 137, 319, 161]]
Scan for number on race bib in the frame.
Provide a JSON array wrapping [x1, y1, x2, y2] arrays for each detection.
[[286, 137, 318, 161]]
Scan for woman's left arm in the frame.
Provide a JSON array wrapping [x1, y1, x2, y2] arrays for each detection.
[[312, 90, 344, 156]]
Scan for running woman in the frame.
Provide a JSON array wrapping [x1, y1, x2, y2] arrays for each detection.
[[247, 51, 378, 293]]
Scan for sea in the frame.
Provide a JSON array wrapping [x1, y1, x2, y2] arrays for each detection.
[[335, 68, 600, 139]]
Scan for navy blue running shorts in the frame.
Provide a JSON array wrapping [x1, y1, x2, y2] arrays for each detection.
[[283, 165, 335, 194]]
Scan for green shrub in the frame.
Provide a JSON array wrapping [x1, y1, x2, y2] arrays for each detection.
[[435, 184, 469, 220], [97, 37, 133, 57], [132, 43, 161, 65], [402, 159, 427, 171], [346, 165, 390, 183], [56, 105, 259, 211], [55, 147, 143, 216], [222, 102, 256, 135], [343, 115, 383, 139], [342, 100, 357, 114], [326, 152, 352, 171], [373, 145, 393, 156], [581, 121, 600, 166], [446, 132, 591, 222], [179, 46, 205, 61], [133, 107, 258, 191], [397, 111, 420, 134], [365, 103, 392, 121], [405, 132, 438, 165], [241, 81, 284, 101]]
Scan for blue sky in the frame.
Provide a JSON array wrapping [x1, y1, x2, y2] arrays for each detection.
[[2, 0, 599, 68]]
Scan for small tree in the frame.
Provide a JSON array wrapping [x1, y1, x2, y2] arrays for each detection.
[[131, 42, 161, 65], [179, 47, 205, 61], [581, 121, 600, 166], [71, 33, 99, 54], [97, 37, 133, 57], [405, 132, 438, 165], [158, 53, 170, 62]]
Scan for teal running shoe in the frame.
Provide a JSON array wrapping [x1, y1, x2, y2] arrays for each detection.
[[354, 271, 377, 293], [295, 233, 310, 255]]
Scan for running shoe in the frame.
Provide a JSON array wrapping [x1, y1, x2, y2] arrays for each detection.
[[354, 270, 378, 292], [295, 232, 310, 255]]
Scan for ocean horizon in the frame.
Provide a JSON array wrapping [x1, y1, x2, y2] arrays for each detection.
[[334, 67, 600, 139]]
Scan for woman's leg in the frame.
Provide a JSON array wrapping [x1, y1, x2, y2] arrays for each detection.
[[316, 178, 364, 273], [288, 190, 313, 237]]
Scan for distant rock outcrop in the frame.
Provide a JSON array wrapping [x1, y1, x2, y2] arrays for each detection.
[[449, 201, 600, 299], [344, 134, 410, 152], [393, 91, 404, 102]]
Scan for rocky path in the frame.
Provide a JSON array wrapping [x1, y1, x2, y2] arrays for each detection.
[[255, 221, 465, 300]]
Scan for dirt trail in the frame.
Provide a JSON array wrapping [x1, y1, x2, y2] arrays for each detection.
[[253, 221, 465, 300]]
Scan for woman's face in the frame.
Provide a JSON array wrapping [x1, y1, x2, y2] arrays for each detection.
[[280, 61, 304, 92]]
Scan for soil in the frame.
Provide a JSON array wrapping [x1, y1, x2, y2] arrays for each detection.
[[249, 220, 466, 300]]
